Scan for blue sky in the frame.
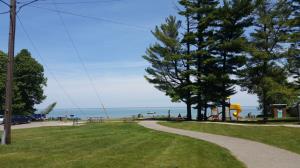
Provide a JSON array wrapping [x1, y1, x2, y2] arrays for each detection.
[[0, 0, 258, 108]]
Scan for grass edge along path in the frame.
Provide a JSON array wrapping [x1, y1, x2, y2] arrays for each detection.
[[0, 122, 245, 168], [159, 121, 300, 155]]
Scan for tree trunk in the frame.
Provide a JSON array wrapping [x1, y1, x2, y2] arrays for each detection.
[[197, 104, 202, 121], [262, 90, 268, 123], [262, 60, 268, 123], [222, 98, 226, 122], [221, 52, 227, 122], [204, 102, 208, 121], [186, 99, 192, 120], [185, 13, 192, 121]]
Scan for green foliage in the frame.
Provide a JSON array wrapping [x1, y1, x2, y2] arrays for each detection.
[[144, 0, 300, 121], [178, 0, 220, 120], [0, 49, 47, 115], [0, 52, 6, 114], [211, 0, 253, 120], [239, 0, 298, 119], [143, 16, 194, 119], [288, 0, 300, 90], [40, 102, 57, 115]]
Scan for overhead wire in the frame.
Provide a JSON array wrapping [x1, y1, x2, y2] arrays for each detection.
[[0, 0, 10, 14], [16, 0, 150, 31], [5, 0, 149, 117], [25, 0, 122, 5], [50, 0, 109, 118], [18, 0, 41, 7], [17, 0, 46, 3], [28, 5, 151, 31], [0, 11, 9, 14], [0, 0, 9, 7], [17, 14, 84, 114], [17, 0, 43, 13]]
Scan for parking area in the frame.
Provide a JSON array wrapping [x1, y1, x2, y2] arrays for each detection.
[[0, 121, 76, 130]]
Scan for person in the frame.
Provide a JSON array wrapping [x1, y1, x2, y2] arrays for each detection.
[[178, 113, 182, 118]]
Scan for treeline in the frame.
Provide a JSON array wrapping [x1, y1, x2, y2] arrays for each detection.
[[0, 49, 47, 115], [143, 0, 300, 121]]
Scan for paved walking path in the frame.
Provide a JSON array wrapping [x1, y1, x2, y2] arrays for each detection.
[[139, 121, 300, 168]]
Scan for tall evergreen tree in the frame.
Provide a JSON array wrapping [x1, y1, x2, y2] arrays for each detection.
[[178, 2, 196, 120], [143, 16, 194, 120], [288, 43, 300, 90], [181, 0, 219, 120], [288, 0, 300, 89], [240, 0, 297, 122], [212, 0, 253, 121]]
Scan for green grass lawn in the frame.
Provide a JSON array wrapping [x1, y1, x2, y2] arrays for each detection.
[[0, 122, 245, 168], [160, 121, 300, 154]]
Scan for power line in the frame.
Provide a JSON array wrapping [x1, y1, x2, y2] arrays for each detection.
[[28, 5, 151, 31], [18, 0, 41, 7], [17, 15, 84, 114], [0, 11, 9, 14], [17, 0, 43, 13], [17, 0, 46, 3], [0, 0, 9, 7], [50, 0, 109, 118], [24, 0, 122, 5], [15, 0, 109, 117], [17, 15, 83, 113], [15, 0, 150, 31]]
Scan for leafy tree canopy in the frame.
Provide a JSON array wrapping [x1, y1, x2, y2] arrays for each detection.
[[0, 49, 47, 115]]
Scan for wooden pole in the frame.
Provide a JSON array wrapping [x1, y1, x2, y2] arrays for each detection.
[[1, 0, 16, 145]]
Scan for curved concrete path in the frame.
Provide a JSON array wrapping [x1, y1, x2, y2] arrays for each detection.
[[139, 121, 300, 168]]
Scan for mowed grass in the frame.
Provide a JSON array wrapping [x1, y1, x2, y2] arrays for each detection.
[[160, 121, 300, 154], [0, 122, 245, 168]]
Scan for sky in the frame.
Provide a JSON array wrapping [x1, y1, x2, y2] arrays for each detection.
[[0, 0, 258, 109]]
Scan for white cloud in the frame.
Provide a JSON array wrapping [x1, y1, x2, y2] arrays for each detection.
[[37, 75, 178, 109], [37, 75, 258, 109], [230, 86, 258, 107], [37, 61, 258, 109]]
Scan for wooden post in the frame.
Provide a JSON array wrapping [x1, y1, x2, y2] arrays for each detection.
[[2, 0, 17, 145]]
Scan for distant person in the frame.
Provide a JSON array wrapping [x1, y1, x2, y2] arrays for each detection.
[[178, 113, 182, 118]]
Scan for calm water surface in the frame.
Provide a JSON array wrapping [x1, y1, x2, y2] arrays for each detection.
[[47, 106, 260, 119]]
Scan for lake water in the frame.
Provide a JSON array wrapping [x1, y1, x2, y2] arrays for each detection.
[[47, 106, 261, 119]]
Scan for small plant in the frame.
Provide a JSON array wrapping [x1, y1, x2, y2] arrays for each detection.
[[41, 102, 57, 115]]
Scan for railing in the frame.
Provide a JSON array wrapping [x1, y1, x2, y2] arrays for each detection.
[[88, 117, 104, 123]]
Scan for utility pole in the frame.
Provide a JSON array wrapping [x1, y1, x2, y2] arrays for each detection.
[[1, 0, 17, 145]]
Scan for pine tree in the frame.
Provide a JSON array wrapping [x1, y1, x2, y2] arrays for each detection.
[[178, 1, 196, 120], [143, 16, 194, 120], [240, 0, 297, 122], [180, 0, 219, 120], [212, 0, 253, 121], [288, 0, 300, 89]]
